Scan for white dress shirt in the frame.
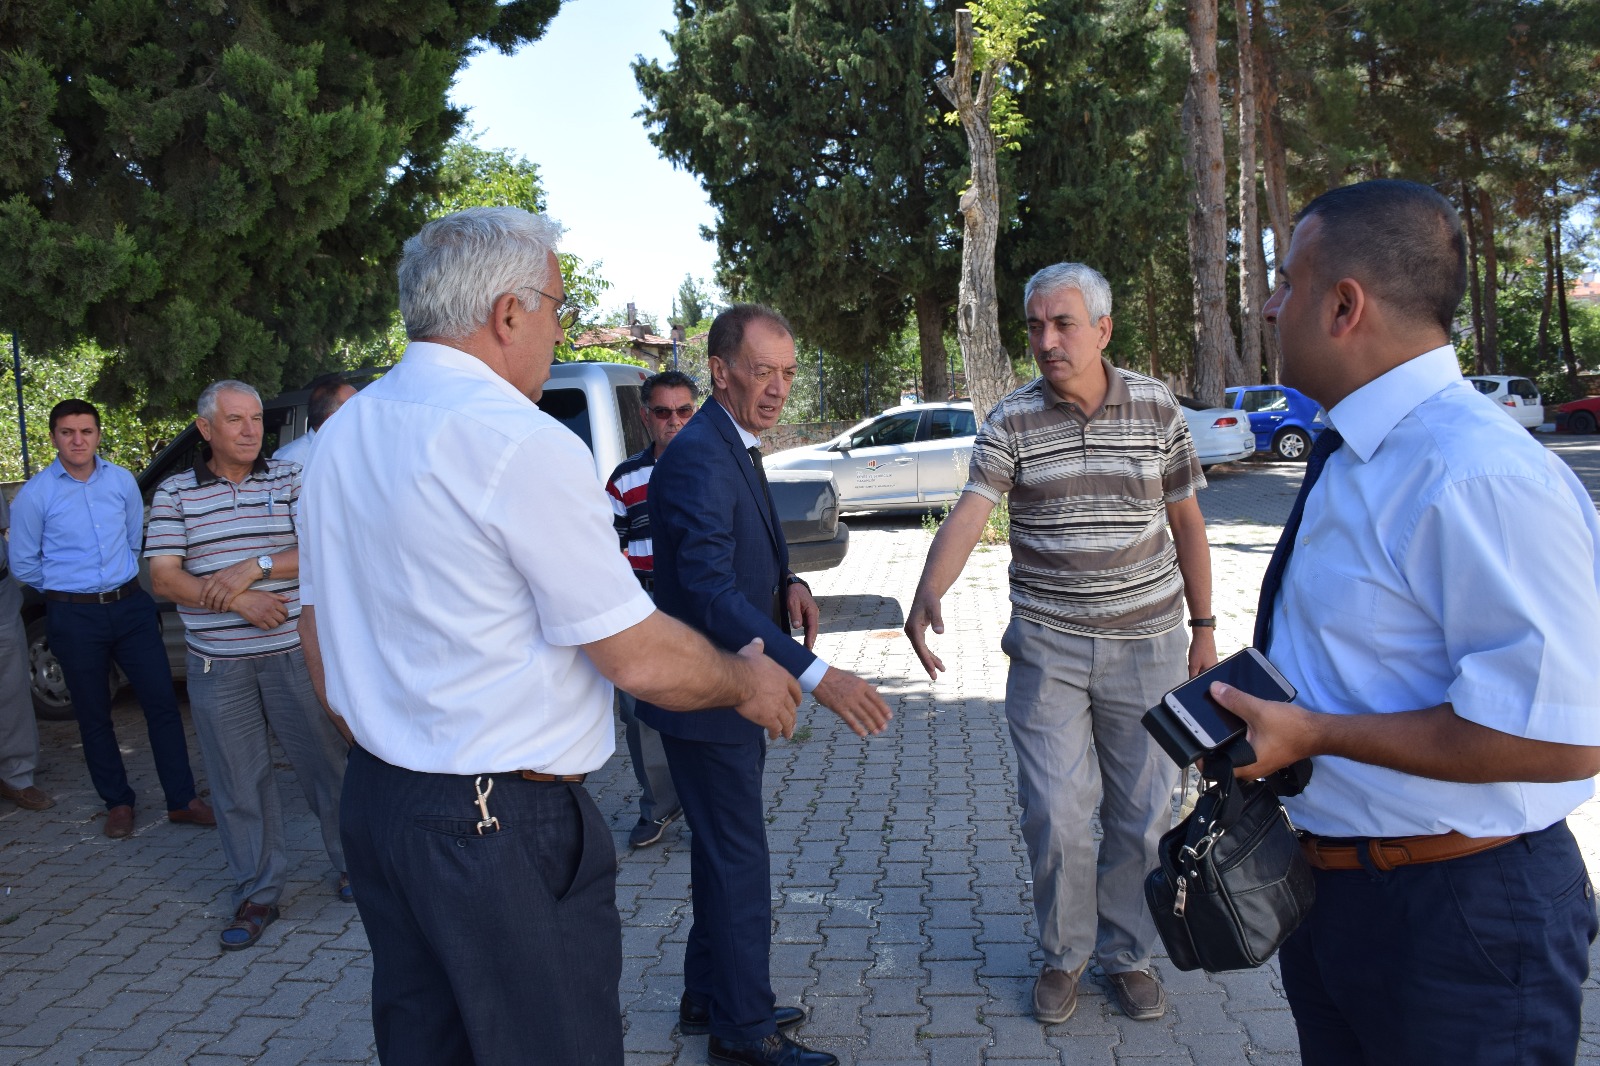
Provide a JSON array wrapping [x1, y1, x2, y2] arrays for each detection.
[[299, 342, 653, 775], [1272, 345, 1600, 837], [273, 427, 317, 468]]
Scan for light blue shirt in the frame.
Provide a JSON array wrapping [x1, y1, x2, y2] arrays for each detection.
[[731, 415, 829, 693], [1272, 345, 1600, 838], [8, 456, 144, 594], [272, 427, 317, 468]]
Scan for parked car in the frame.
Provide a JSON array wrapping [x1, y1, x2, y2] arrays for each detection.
[[21, 361, 848, 720], [1178, 398, 1257, 467], [764, 401, 977, 514], [1465, 375, 1544, 429], [1554, 395, 1600, 435], [1223, 384, 1326, 461]]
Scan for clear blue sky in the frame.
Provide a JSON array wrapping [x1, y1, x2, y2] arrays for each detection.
[[449, 1, 718, 330]]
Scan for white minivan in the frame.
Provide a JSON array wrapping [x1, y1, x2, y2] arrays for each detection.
[[1465, 375, 1544, 429]]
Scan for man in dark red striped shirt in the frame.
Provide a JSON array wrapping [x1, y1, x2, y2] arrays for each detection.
[[605, 369, 697, 847]]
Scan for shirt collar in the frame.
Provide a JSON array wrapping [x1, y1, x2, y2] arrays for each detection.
[[193, 447, 270, 486], [403, 340, 538, 408], [706, 396, 762, 450], [1328, 344, 1461, 462], [47, 455, 107, 483], [1039, 358, 1130, 416]]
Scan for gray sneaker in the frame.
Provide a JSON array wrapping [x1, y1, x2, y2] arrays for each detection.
[[628, 810, 680, 848], [1106, 968, 1168, 1021], [1032, 962, 1087, 1024]]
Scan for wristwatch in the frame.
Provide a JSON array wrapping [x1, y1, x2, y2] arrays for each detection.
[[1187, 616, 1216, 628], [257, 554, 274, 579]]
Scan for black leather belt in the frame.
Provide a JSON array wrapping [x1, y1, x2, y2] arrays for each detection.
[[44, 577, 141, 604]]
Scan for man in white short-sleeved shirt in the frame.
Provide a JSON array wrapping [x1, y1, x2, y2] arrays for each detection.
[[296, 206, 801, 1066], [1216, 179, 1600, 1064]]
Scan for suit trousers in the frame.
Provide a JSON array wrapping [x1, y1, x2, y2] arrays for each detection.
[[0, 577, 40, 789], [185, 648, 347, 908], [1001, 617, 1184, 974], [1282, 819, 1596, 1065], [661, 732, 777, 1043], [342, 746, 623, 1066], [46, 591, 196, 812]]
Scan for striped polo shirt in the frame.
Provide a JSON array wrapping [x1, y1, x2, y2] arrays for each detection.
[[145, 455, 303, 658], [964, 360, 1205, 638], [606, 445, 657, 581]]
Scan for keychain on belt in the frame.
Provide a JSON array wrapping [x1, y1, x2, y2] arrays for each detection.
[[473, 776, 501, 834]]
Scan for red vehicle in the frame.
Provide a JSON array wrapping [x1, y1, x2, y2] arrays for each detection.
[[1554, 395, 1600, 435]]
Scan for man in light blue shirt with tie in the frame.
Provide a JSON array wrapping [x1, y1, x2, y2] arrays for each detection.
[[1215, 180, 1600, 1064], [8, 398, 213, 839]]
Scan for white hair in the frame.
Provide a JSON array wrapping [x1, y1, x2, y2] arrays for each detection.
[[398, 207, 565, 341], [197, 380, 262, 421], [1023, 262, 1113, 324]]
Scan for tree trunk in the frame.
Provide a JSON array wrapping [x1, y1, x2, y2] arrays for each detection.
[[1554, 214, 1579, 390], [1461, 182, 1487, 374], [1537, 222, 1554, 369], [915, 289, 951, 401], [1234, 0, 1264, 386], [1182, 0, 1239, 405], [1256, 221, 1281, 382], [936, 8, 1013, 423], [1475, 183, 1500, 374], [1253, 0, 1291, 267], [1144, 256, 1161, 380]]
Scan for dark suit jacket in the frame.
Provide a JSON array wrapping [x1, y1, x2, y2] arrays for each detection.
[[635, 397, 818, 743]]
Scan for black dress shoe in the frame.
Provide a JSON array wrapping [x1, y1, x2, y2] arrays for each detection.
[[678, 993, 804, 1036], [707, 1032, 837, 1066]]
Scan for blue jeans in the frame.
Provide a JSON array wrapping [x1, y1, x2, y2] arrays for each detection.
[[185, 648, 347, 908], [1282, 819, 1597, 1064], [341, 746, 623, 1065], [47, 591, 196, 811]]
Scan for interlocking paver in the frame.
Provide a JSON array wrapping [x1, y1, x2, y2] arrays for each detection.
[[3, 438, 1599, 1062]]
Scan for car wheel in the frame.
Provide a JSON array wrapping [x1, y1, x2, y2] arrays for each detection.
[[1571, 410, 1598, 435], [1274, 427, 1312, 461], [23, 614, 116, 722]]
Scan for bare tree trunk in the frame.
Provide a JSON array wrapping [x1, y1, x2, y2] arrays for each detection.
[[1461, 182, 1487, 374], [1253, 0, 1291, 266], [1537, 222, 1554, 368], [1234, 0, 1264, 386], [1182, 0, 1239, 405], [915, 289, 951, 401], [1475, 182, 1500, 374], [1554, 214, 1580, 389], [936, 8, 1013, 422], [1144, 257, 1161, 380]]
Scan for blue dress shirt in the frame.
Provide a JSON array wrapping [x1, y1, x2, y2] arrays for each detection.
[[7, 456, 143, 594], [1271, 345, 1600, 838]]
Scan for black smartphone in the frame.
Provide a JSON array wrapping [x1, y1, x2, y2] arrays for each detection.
[[1162, 647, 1297, 750]]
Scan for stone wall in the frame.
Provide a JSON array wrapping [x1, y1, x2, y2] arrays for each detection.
[[761, 420, 854, 454]]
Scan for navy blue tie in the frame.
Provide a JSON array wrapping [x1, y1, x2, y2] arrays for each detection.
[[1253, 428, 1344, 651]]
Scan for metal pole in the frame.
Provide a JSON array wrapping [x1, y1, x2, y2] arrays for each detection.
[[863, 360, 870, 417], [11, 333, 29, 478], [672, 337, 679, 370], [817, 347, 825, 422]]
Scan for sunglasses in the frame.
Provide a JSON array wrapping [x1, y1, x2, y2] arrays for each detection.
[[648, 405, 695, 421]]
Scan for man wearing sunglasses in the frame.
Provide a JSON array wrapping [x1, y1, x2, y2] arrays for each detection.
[[605, 369, 699, 847]]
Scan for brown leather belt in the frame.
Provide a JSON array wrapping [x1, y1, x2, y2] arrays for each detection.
[[518, 770, 586, 783], [45, 578, 141, 604], [1301, 830, 1519, 872]]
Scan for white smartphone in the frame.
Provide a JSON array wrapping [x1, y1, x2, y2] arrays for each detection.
[[1162, 647, 1297, 751]]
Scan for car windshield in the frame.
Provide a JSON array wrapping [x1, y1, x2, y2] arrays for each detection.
[[1469, 379, 1498, 395]]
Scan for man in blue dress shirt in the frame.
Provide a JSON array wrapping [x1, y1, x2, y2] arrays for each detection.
[[1215, 180, 1600, 1064], [8, 399, 213, 839]]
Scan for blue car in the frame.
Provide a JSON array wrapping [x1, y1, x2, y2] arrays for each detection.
[[1224, 384, 1327, 461]]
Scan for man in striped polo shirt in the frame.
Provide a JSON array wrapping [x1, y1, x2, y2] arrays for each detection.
[[905, 263, 1217, 1026], [605, 369, 697, 847], [147, 380, 350, 952]]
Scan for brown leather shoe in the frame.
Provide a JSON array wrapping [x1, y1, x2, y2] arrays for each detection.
[[167, 797, 216, 826], [0, 782, 55, 811], [1106, 968, 1168, 1021], [1032, 962, 1087, 1024], [104, 805, 135, 839]]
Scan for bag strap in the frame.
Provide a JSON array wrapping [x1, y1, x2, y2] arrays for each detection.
[[1209, 736, 1314, 799]]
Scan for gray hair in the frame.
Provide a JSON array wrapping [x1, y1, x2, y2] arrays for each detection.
[[197, 380, 262, 421], [398, 207, 565, 341], [1023, 262, 1113, 324]]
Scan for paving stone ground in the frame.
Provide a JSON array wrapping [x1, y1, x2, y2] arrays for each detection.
[[2, 435, 1598, 1065]]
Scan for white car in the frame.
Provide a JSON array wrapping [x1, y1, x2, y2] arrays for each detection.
[[765, 401, 976, 513], [1178, 397, 1257, 467], [1465, 375, 1544, 429]]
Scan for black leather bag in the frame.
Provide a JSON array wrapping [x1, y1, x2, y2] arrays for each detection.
[[1145, 749, 1316, 972]]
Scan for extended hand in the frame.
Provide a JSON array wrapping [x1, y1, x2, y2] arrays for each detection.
[[787, 581, 820, 651], [813, 666, 892, 738], [902, 592, 947, 680], [1209, 681, 1317, 778], [231, 590, 291, 631], [732, 638, 801, 740], [199, 558, 264, 612]]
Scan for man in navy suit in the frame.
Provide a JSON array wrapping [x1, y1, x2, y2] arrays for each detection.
[[638, 304, 893, 1066]]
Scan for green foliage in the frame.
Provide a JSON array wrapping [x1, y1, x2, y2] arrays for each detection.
[[673, 275, 718, 329], [942, 0, 1044, 151], [921, 497, 1010, 546], [0, 0, 563, 414]]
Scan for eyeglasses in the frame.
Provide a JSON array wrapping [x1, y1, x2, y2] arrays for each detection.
[[519, 287, 584, 331], [648, 405, 695, 421]]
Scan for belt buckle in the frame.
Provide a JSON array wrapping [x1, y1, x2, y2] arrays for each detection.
[[97, 589, 114, 604]]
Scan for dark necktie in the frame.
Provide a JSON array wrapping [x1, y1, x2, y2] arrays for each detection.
[[1253, 428, 1344, 651], [749, 445, 785, 624], [748, 446, 774, 511]]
